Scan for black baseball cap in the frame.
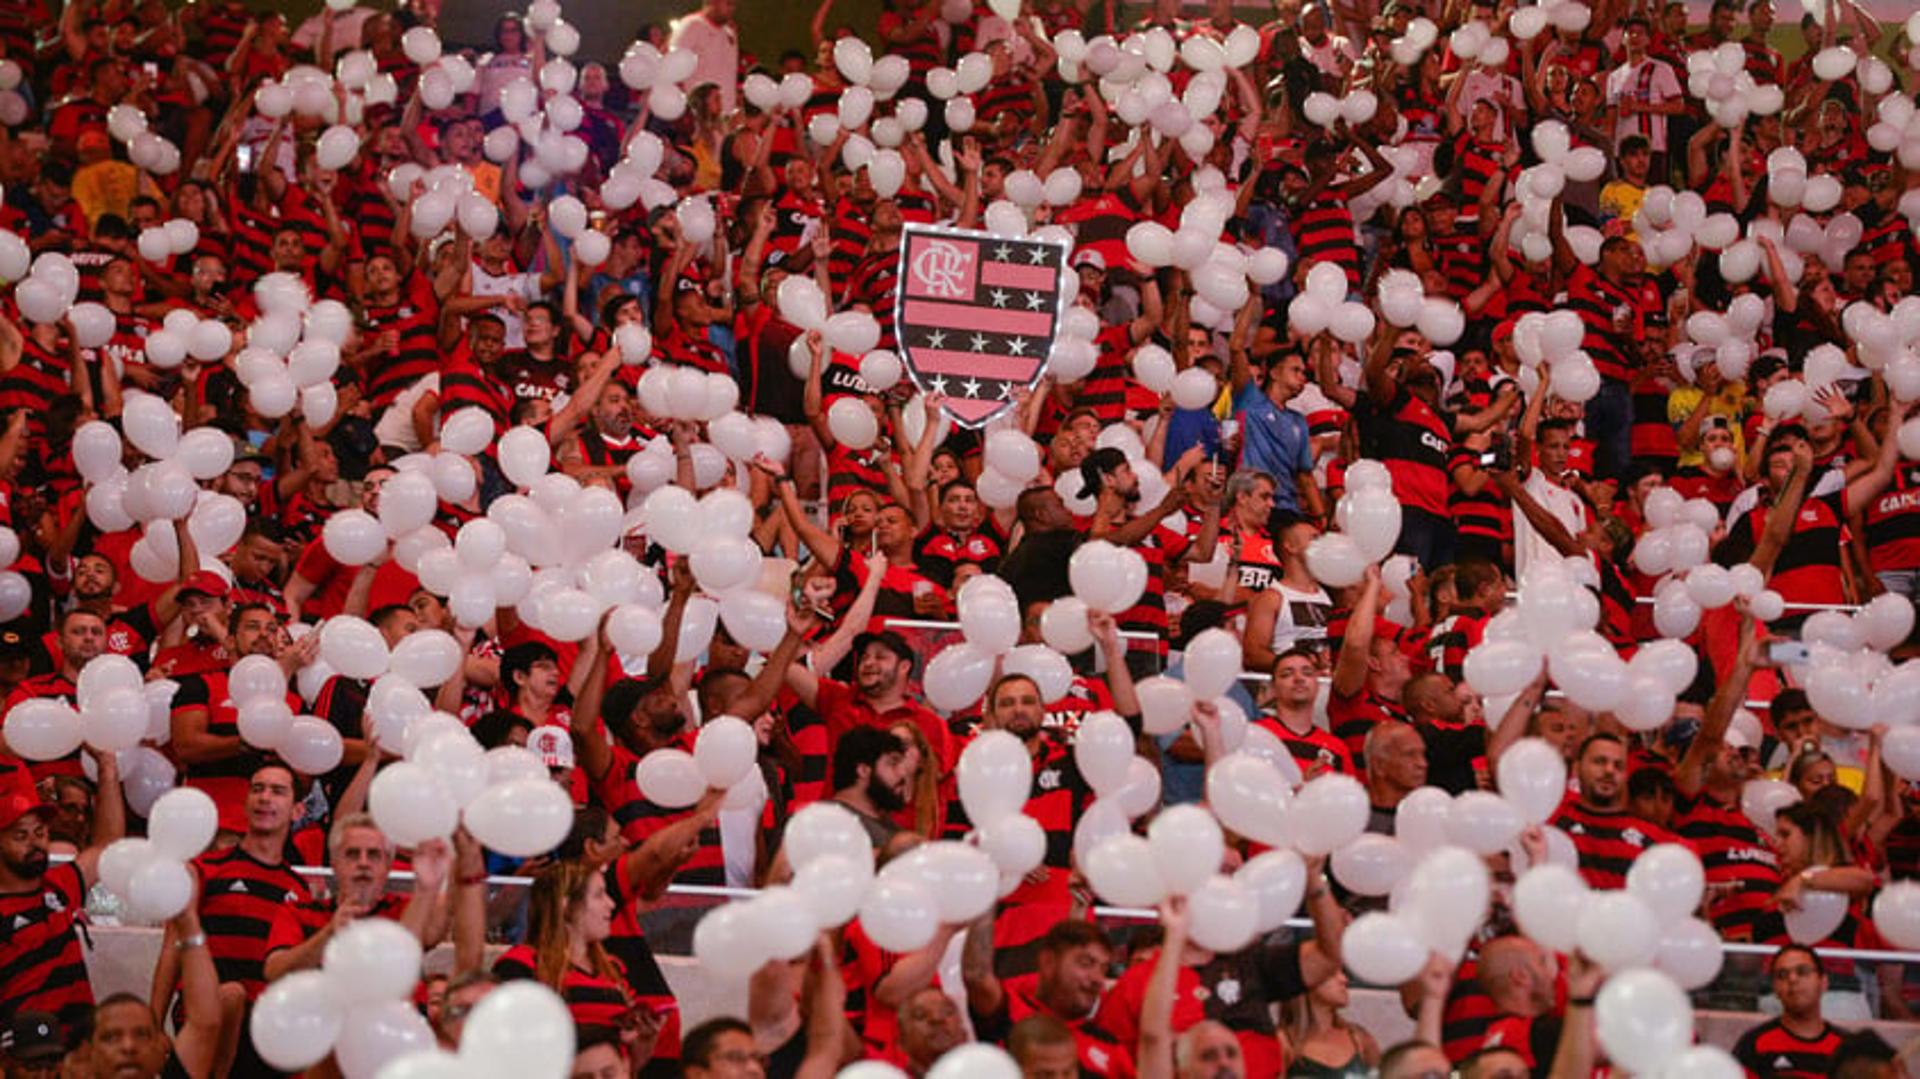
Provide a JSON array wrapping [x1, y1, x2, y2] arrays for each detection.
[[2, 1010, 64, 1063], [851, 630, 914, 665]]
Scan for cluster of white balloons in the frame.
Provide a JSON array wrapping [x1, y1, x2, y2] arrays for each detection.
[[258, 62, 396, 127], [225, 274, 341, 423], [5, 653, 175, 785], [102, 99, 183, 174], [69, 403, 254, 583], [1681, 292, 1769, 384], [1508, 309, 1601, 403], [0, 524, 29, 622], [256, 918, 571, 1078], [1286, 262, 1369, 346], [134, 217, 202, 266], [1385, 16, 1441, 66], [10, 249, 83, 324], [693, 799, 1003, 974], [1126, 341, 1218, 413], [1050, 22, 1259, 162], [95, 787, 216, 923], [615, 39, 702, 124], [0, 59, 27, 125], [1126, 187, 1290, 331], [1682, 44, 1787, 129], [1302, 459, 1402, 587], [1870, 90, 1920, 175]]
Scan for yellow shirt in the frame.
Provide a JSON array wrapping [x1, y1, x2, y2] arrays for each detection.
[[1598, 180, 1646, 230], [71, 160, 140, 226], [1666, 383, 1747, 469]]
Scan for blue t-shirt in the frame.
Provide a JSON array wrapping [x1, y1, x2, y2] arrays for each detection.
[[1164, 406, 1221, 466], [1233, 382, 1314, 512]]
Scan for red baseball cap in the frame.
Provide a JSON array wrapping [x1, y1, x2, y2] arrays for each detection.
[[0, 769, 53, 832], [179, 571, 231, 599]]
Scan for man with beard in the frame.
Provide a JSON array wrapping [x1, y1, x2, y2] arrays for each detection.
[[828, 727, 912, 848], [48, 552, 168, 665], [1549, 732, 1681, 889], [150, 763, 312, 1077], [262, 814, 458, 981], [1674, 619, 1781, 942], [964, 920, 1133, 1078], [948, 625, 1140, 974], [7, 608, 110, 781], [0, 751, 122, 1037], [783, 627, 951, 772], [74, 904, 222, 1079], [169, 604, 311, 837], [1254, 647, 1354, 777], [557, 374, 647, 494]]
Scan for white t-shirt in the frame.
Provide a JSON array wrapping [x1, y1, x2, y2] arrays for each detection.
[[1268, 582, 1333, 656], [1514, 471, 1589, 579], [669, 11, 739, 114], [373, 374, 439, 452], [1605, 58, 1684, 152], [468, 261, 543, 348]]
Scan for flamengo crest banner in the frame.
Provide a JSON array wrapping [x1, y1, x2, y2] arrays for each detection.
[[893, 223, 1070, 428]]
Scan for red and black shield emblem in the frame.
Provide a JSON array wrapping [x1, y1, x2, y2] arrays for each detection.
[[894, 224, 1069, 428]]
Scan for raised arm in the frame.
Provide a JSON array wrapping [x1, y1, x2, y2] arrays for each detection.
[[1137, 897, 1189, 1079], [1329, 565, 1381, 699]]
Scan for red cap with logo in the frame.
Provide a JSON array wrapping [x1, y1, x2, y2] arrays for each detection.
[[179, 571, 231, 599], [0, 767, 53, 832]]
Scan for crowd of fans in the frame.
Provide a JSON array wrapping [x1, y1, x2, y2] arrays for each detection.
[[3, 0, 1920, 1075]]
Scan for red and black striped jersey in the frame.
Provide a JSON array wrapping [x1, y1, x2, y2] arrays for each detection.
[[437, 353, 512, 433], [1673, 789, 1779, 944], [1564, 264, 1636, 382], [1327, 686, 1408, 770], [1480, 1012, 1563, 1072], [826, 197, 872, 285], [1112, 522, 1187, 659], [653, 324, 730, 374], [344, 183, 400, 256], [1441, 958, 1499, 1061], [1254, 715, 1354, 776], [1732, 1018, 1843, 1078], [1447, 450, 1510, 546], [1720, 490, 1848, 606], [494, 944, 636, 1034], [360, 272, 442, 409], [977, 78, 1039, 130], [848, 253, 903, 349], [876, 10, 943, 78], [1289, 189, 1363, 290], [1361, 390, 1451, 517], [912, 520, 1005, 591], [1865, 467, 1920, 575], [603, 854, 682, 1060], [1425, 611, 1491, 684], [195, 1, 254, 67], [1072, 324, 1138, 423], [1548, 799, 1683, 889], [594, 742, 725, 886], [1448, 135, 1507, 220], [191, 844, 312, 997], [1629, 369, 1680, 462], [0, 862, 93, 1037], [0, 336, 71, 447], [1431, 228, 1485, 301], [172, 672, 302, 835], [825, 442, 893, 507]]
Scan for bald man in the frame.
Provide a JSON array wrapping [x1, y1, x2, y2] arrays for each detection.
[[1473, 937, 1563, 1072], [1364, 721, 1429, 831], [1173, 1020, 1246, 1079]]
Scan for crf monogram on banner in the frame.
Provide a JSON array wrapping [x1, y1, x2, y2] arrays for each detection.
[[894, 224, 1069, 428]]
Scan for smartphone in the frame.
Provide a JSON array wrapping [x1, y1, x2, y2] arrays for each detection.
[[236, 143, 256, 174], [1768, 640, 1810, 666]]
